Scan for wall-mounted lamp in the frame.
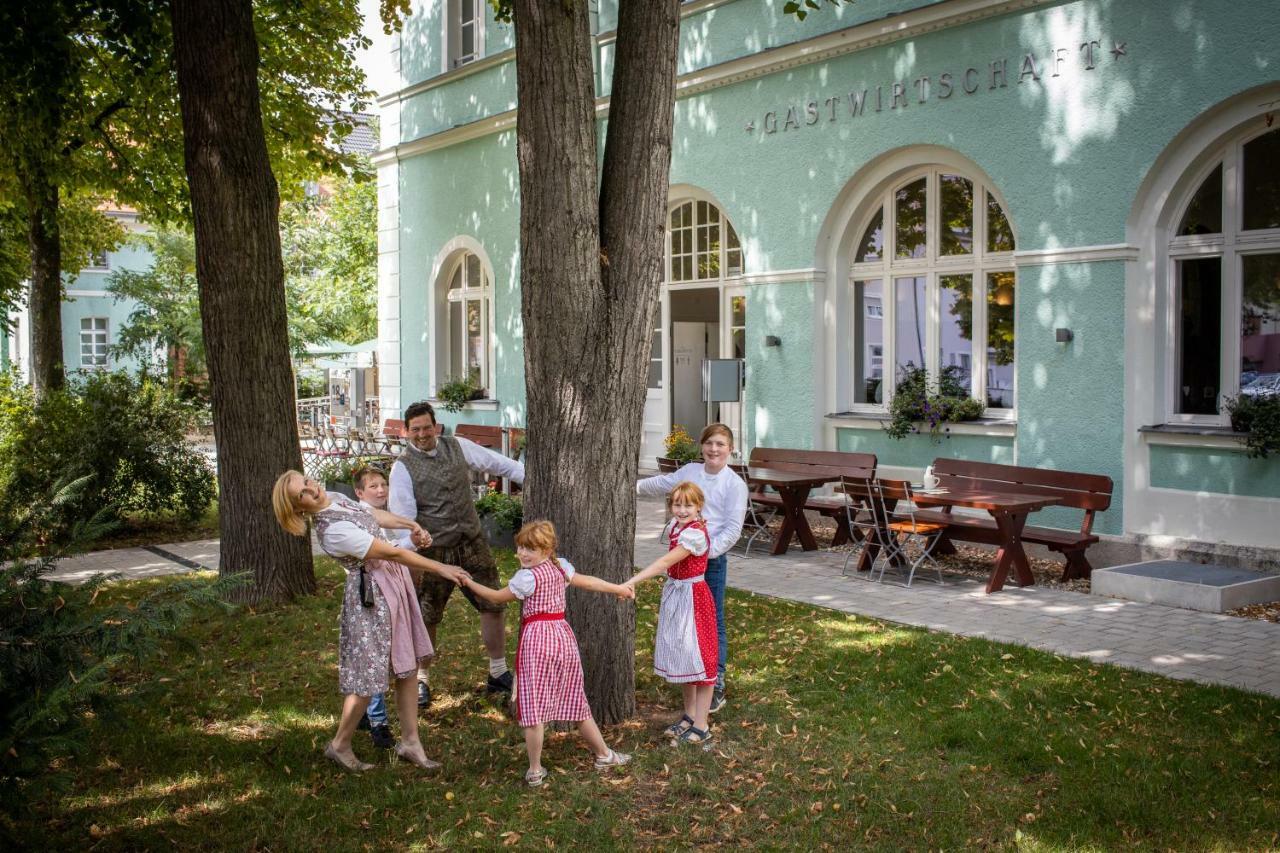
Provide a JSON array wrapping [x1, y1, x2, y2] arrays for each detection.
[[764, 335, 782, 347], [1055, 328, 1074, 343]]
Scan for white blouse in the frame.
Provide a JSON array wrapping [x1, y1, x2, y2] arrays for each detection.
[[316, 492, 375, 560], [507, 558, 578, 600], [636, 464, 748, 558], [679, 526, 710, 556]]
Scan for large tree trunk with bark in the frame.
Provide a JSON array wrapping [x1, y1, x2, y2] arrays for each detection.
[[513, 0, 681, 724], [26, 171, 65, 396], [171, 0, 314, 602]]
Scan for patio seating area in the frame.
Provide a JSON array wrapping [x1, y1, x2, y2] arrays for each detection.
[[678, 446, 1117, 595]]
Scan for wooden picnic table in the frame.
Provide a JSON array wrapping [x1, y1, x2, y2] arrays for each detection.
[[746, 466, 842, 555], [846, 483, 1061, 593]]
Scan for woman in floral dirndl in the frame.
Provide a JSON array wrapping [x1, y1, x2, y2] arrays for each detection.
[[272, 471, 470, 773], [462, 520, 633, 787], [624, 481, 718, 747]]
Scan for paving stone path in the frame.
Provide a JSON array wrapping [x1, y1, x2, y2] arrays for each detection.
[[51, 501, 1280, 699]]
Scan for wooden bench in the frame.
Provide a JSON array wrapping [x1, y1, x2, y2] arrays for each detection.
[[914, 458, 1113, 580], [456, 423, 525, 493], [454, 423, 503, 450], [746, 447, 877, 545]]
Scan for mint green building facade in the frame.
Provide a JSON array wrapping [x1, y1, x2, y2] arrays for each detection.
[[375, 0, 1280, 557], [6, 210, 152, 379]]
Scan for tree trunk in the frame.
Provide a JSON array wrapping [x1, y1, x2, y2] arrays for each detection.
[[513, 0, 681, 724], [26, 171, 65, 396], [170, 0, 314, 602]]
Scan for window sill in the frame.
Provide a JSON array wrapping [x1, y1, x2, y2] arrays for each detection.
[[825, 412, 1017, 437], [1139, 423, 1247, 450], [428, 398, 499, 413]]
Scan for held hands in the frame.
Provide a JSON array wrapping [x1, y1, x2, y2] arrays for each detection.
[[613, 583, 635, 601], [438, 564, 470, 587], [409, 524, 433, 549]]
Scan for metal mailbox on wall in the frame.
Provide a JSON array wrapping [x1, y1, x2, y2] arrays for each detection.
[[702, 358, 744, 403]]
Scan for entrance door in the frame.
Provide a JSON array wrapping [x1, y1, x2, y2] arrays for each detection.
[[669, 286, 721, 442], [640, 303, 667, 469], [720, 287, 746, 451]]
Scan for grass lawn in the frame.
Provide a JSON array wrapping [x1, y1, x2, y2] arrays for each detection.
[[13, 555, 1280, 850]]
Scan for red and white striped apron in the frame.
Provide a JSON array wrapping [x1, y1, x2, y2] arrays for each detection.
[[514, 559, 592, 727]]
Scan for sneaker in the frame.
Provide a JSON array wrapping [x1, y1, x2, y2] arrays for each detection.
[[525, 767, 549, 787], [594, 749, 632, 770], [357, 713, 371, 731], [416, 680, 432, 709], [486, 670, 514, 695], [709, 689, 726, 714], [369, 723, 394, 750]]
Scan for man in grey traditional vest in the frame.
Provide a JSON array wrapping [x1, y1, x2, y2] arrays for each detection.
[[388, 401, 525, 708]]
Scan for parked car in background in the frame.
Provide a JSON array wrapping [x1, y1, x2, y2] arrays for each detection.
[[1240, 373, 1280, 398]]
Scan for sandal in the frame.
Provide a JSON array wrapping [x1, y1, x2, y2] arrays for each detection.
[[663, 714, 694, 737], [525, 767, 549, 787], [594, 749, 632, 770], [676, 726, 713, 748]]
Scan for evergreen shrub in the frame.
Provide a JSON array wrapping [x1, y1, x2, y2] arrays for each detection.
[[0, 370, 215, 536]]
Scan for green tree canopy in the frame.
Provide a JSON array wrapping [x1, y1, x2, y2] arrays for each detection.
[[0, 0, 374, 388]]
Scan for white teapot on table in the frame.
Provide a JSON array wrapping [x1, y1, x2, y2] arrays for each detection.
[[921, 465, 940, 491]]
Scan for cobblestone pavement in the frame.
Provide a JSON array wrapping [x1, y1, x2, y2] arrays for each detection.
[[50, 501, 1280, 699]]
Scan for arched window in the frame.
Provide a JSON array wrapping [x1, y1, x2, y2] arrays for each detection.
[[667, 199, 743, 284], [848, 168, 1016, 410], [439, 250, 491, 395], [1166, 126, 1280, 421]]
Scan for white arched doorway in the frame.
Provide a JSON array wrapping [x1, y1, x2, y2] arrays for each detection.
[[641, 188, 746, 466]]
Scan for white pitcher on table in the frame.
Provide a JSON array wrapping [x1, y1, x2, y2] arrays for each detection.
[[921, 465, 940, 491]]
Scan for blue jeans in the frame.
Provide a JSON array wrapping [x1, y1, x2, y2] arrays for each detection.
[[705, 554, 728, 689], [367, 692, 388, 726]]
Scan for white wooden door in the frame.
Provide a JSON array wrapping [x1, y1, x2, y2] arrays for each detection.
[[639, 298, 667, 470]]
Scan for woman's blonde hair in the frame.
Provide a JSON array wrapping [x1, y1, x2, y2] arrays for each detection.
[[272, 470, 308, 537], [669, 481, 706, 510], [514, 519, 558, 556], [699, 422, 734, 447]]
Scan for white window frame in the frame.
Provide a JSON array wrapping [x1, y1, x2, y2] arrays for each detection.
[[445, 0, 484, 71], [80, 316, 109, 369], [846, 166, 1017, 418], [1163, 126, 1280, 427], [88, 251, 110, 270], [439, 250, 493, 397]]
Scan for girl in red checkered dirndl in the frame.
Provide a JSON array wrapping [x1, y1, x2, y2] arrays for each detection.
[[461, 520, 635, 787]]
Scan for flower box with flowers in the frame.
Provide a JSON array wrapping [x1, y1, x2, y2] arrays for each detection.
[[884, 364, 985, 443]]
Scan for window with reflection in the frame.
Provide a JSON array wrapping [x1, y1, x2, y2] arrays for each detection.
[[441, 250, 492, 396], [853, 280, 884, 403], [848, 168, 1017, 412], [1167, 127, 1280, 420]]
